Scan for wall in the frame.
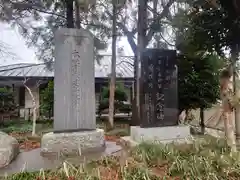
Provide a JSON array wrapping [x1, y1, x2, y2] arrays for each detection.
[[190, 103, 234, 131], [15, 80, 132, 119]]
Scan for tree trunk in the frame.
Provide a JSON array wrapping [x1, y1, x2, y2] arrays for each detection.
[[223, 109, 236, 152], [178, 109, 185, 124], [232, 45, 240, 150], [200, 107, 205, 134], [108, 0, 117, 129], [24, 85, 37, 136], [131, 55, 139, 126], [32, 106, 37, 136], [66, 0, 74, 28], [220, 76, 236, 152], [153, 0, 160, 48], [134, 0, 147, 125], [75, 0, 81, 29]]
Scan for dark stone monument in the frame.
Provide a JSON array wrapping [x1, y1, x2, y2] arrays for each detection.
[[140, 49, 178, 128]]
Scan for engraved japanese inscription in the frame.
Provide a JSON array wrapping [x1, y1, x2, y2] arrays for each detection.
[[140, 49, 178, 128], [54, 29, 96, 132]]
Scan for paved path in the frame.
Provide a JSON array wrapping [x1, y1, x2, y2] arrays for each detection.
[[0, 141, 122, 176]]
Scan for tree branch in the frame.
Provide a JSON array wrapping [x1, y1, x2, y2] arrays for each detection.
[[117, 22, 137, 54], [116, 60, 134, 67], [23, 78, 42, 136], [131, 28, 137, 35], [31, 7, 66, 19], [147, 5, 161, 16], [99, 0, 137, 55], [159, 32, 175, 47], [9, 1, 67, 19], [146, 0, 175, 44]]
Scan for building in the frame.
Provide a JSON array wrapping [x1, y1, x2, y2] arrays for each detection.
[[0, 56, 134, 119]]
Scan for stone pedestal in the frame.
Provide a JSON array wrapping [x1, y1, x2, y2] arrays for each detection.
[[121, 126, 191, 146], [41, 129, 105, 156], [41, 28, 105, 156]]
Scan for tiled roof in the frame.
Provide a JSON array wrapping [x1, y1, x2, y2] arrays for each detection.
[[0, 56, 134, 78], [0, 63, 53, 77]]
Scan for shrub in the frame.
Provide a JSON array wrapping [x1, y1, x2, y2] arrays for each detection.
[[118, 103, 132, 115], [101, 83, 128, 102], [40, 81, 54, 119], [0, 87, 17, 114], [98, 83, 131, 116]]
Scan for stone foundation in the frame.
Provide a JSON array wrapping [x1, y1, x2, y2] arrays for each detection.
[[41, 129, 105, 157], [121, 126, 191, 146]]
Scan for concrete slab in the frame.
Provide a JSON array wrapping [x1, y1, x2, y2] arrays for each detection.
[[120, 126, 191, 146], [0, 141, 122, 176]]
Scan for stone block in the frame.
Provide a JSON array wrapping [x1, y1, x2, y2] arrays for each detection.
[[54, 28, 95, 132], [41, 129, 105, 157], [0, 132, 19, 168], [130, 125, 191, 144]]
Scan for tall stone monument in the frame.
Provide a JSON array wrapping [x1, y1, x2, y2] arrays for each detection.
[[41, 28, 105, 156], [128, 49, 190, 144], [140, 49, 178, 127]]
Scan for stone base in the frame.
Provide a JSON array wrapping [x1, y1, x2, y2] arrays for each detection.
[[121, 126, 191, 146], [41, 129, 105, 157]]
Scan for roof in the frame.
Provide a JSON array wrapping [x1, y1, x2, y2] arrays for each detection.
[[0, 56, 134, 78]]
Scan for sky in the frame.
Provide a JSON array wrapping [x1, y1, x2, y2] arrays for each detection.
[[0, 23, 39, 65], [0, 22, 134, 66]]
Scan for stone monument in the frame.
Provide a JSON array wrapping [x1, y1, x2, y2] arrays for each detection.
[[41, 28, 105, 156], [140, 49, 178, 127], [123, 49, 190, 145]]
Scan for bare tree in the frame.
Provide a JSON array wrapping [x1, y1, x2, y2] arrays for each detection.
[[23, 78, 42, 136], [0, 41, 18, 62]]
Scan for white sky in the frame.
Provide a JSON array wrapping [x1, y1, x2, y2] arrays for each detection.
[[0, 22, 134, 66], [0, 23, 39, 65]]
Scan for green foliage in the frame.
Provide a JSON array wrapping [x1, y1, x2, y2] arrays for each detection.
[[40, 81, 54, 118], [105, 128, 130, 137], [2, 125, 32, 134], [36, 119, 53, 125], [1, 121, 32, 134], [98, 83, 131, 115], [5, 136, 240, 179], [98, 98, 119, 114], [172, 3, 226, 113], [101, 83, 128, 102], [178, 52, 223, 112], [131, 136, 239, 179], [118, 103, 132, 114], [0, 0, 176, 63], [0, 87, 17, 114], [175, 0, 240, 55], [0, 0, 109, 64]]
